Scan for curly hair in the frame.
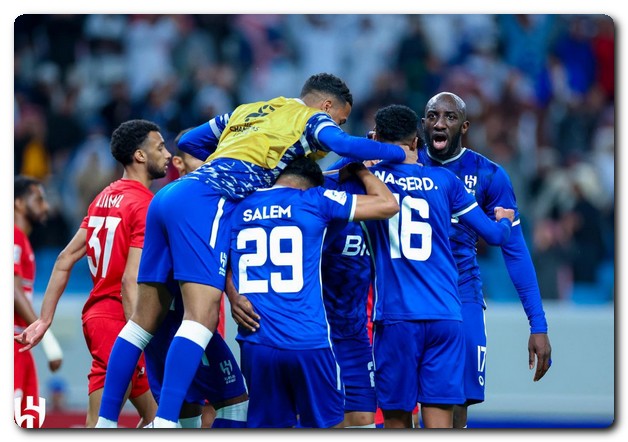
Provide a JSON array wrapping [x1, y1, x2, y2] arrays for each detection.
[[110, 119, 161, 165]]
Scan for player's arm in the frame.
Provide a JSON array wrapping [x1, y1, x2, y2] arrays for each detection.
[[121, 246, 142, 320], [317, 125, 407, 163], [15, 228, 86, 352], [458, 205, 514, 246], [177, 113, 230, 161], [225, 266, 260, 333], [501, 225, 552, 381], [486, 165, 552, 381], [341, 162, 399, 221]]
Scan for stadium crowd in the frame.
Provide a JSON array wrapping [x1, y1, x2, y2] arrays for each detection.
[[14, 14, 614, 302]]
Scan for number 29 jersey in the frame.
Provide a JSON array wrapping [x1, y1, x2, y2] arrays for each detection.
[[80, 179, 154, 322], [229, 185, 356, 350], [361, 162, 477, 323]]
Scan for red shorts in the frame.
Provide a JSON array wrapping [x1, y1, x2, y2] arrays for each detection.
[[14, 340, 41, 427], [82, 316, 150, 398]]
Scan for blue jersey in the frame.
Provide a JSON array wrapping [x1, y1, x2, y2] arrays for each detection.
[[229, 185, 357, 350], [418, 147, 548, 332], [321, 174, 371, 340], [359, 162, 478, 323]]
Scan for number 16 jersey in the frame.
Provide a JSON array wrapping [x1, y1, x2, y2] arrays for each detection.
[[360, 162, 477, 323], [81, 179, 154, 322]]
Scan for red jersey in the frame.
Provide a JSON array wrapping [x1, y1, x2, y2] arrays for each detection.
[[81, 179, 154, 322], [14, 226, 35, 333]]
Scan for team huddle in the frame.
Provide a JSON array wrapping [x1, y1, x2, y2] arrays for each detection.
[[15, 73, 552, 429]]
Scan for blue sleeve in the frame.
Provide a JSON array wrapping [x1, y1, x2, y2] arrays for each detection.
[[177, 113, 230, 161], [501, 224, 549, 334], [317, 126, 406, 163], [324, 155, 355, 172], [458, 206, 512, 246]]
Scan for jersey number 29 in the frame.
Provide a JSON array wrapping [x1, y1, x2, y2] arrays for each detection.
[[236, 226, 303, 294]]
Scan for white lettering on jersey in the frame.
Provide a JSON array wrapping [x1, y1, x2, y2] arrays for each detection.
[[95, 193, 125, 209], [373, 170, 437, 191], [243, 205, 292, 222], [341, 234, 369, 257]]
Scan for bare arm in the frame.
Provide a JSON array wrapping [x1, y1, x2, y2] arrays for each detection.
[[15, 228, 87, 351], [121, 247, 142, 320], [341, 163, 399, 221], [225, 267, 260, 333]]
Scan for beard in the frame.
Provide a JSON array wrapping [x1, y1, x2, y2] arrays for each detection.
[[424, 128, 463, 160], [26, 208, 48, 227], [148, 161, 168, 180]]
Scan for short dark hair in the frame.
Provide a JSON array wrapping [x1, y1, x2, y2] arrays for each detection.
[[174, 127, 194, 157], [15, 175, 41, 201], [281, 156, 325, 188], [110, 119, 161, 165], [300, 73, 353, 107], [374, 104, 420, 144]]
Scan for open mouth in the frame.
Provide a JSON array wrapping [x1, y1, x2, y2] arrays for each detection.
[[432, 133, 448, 150]]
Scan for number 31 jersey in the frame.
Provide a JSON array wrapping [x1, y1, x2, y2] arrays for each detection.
[[80, 179, 154, 322], [360, 162, 477, 323], [229, 185, 356, 350]]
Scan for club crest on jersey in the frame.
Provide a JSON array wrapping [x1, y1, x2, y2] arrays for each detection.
[[464, 175, 477, 194]]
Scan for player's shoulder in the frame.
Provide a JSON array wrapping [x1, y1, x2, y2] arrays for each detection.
[[464, 148, 506, 174]]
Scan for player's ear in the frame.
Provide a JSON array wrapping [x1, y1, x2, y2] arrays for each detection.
[[461, 120, 470, 135], [133, 148, 146, 164], [410, 136, 419, 151]]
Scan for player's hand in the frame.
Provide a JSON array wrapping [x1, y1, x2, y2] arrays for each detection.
[[14, 319, 49, 352], [49, 358, 62, 372], [494, 206, 515, 223], [339, 162, 367, 183], [529, 333, 552, 381], [230, 294, 260, 333]]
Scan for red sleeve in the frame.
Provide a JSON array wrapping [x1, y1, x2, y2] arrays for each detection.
[[13, 231, 24, 277]]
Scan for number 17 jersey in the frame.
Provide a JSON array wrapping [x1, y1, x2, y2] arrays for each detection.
[[81, 179, 154, 322]]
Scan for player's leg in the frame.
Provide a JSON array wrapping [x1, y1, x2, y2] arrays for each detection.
[[201, 332, 248, 428], [334, 335, 376, 428], [127, 352, 157, 428], [417, 320, 466, 429], [151, 186, 232, 427], [373, 321, 420, 429], [287, 347, 345, 428], [454, 302, 487, 428], [96, 188, 174, 428], [240, 342, 296, 428]]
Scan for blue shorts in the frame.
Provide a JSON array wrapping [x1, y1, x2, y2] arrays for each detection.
[[373, 320, 465, 410], [240, 341, 344, 428], [138, 178, 235, 289], [145, 312, 247, 406], [461, 302, 487, 404], [333, 334, 376, 413]]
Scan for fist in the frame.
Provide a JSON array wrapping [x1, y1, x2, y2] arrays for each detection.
[[494, 206, 515, 223]]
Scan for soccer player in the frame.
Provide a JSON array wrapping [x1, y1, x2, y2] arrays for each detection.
[[96, 72, 410, 428], [319, 170, 377, 428], [418, 92, 552, 428], [142, 132, 249, 429], [15, 119, 171, 427], [14, 175, 63, 428], [227, 155, 400, 428], [356, 104, 515, 428]]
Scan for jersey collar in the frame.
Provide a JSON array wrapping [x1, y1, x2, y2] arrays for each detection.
[[426, 147, 468, 165]]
